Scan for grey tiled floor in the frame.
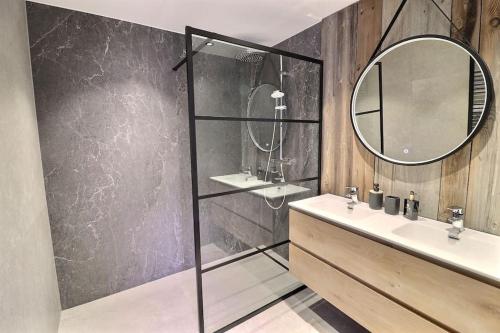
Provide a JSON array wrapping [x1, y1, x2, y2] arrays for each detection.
[[59, 248, 366, 333]]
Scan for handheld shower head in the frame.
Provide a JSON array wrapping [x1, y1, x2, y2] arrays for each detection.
[[271, 90, 284, 99]]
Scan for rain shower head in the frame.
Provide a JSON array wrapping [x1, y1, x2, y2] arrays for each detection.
[[236, 49, 265, 63], [271, 90, 285, 99]]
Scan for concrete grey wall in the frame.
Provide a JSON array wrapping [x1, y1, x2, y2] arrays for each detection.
[[27, 3, 194, 309], [0, 0, 61, 332]]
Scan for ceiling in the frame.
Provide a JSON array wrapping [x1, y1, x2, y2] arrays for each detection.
[[31, 0, 356, 46]]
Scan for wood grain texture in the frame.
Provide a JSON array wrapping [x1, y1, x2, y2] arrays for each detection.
[[352, 0, 382, 201], [438, 0, 481, 222], [289, 244, 446, 333], [451, 0, 481, 44], [321, 4, 358, 195], [321, 0, 500, 234], [437, 146, 472, 221], [290, 209, 500, 333], [466, 0, 500, 234]]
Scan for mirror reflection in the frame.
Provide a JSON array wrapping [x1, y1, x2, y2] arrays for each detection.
[[352, 37, 490, 165], [246, 83, 287, 152]]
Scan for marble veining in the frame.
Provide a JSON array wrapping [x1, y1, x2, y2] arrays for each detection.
[[27, 2, 194, 309], [27, 2, 322, 309]]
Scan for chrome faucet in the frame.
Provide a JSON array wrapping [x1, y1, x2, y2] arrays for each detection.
[[240, 166, 253, 180], [345, 186, 359, 210], [447, 206, 465, 240], [240, 166, 252, 175]]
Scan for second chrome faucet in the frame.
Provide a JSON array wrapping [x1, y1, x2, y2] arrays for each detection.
[[345, 186, 359, 209], [447, 206, 465, 240]]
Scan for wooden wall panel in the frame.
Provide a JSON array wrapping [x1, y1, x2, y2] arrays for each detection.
[[352, 0, 381, 201], [437, 0, 481, 221], [321, 0, 381, 201], [321, 0, 500, 235], [321, 4, 358, 196], [466, 0, 500, 234]]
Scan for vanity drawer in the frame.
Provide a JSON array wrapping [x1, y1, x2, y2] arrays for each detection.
[[290, 244, 445, 333], [290, 209, 500, 333]]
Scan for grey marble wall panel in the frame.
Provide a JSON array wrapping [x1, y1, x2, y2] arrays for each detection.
[[194, 52, 250, 196], [0, 0, 61, 331], [275, 23, 321, 181], [27, 3, 194, 309]]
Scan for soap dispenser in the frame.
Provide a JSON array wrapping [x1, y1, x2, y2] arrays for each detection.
[[403, 191, 419, 220], [369, 183, 383, 210]]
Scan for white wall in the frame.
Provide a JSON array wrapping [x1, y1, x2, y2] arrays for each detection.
[[0, 0, 61, 331]]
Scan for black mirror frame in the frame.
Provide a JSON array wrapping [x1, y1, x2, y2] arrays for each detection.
[[350, 34, 494, 166]]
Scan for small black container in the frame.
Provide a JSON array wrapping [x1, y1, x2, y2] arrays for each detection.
[[384, 196, 400, 215]]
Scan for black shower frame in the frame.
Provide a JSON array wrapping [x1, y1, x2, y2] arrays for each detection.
[[183, 26, 323, 333]]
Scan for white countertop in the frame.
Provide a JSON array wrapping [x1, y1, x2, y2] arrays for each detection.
[[289, 194, 500, 284]]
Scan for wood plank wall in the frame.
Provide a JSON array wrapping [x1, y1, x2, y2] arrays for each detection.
[[321, 0, 500, 235]]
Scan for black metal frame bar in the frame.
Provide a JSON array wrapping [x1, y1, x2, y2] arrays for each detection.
[[195, 115, 319, 123], [377, 62, 385, 155], [173, 38, 213, 71], [185, 29, 205, 333], [201, 240, 290, 274], [213, 285, 308, 333], [261, 250, 289, 271], [185, 26, 323, 333], [355, 109, 380, 116]]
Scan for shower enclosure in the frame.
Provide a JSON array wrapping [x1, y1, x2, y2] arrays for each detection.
[[179, 26, 322, 332]]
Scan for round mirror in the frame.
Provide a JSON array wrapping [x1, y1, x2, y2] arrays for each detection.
[[351, 35, 492, 165], [247, 83, 287, 152]]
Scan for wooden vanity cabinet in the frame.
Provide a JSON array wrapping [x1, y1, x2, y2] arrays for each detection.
[[289, 209, 500, 333]]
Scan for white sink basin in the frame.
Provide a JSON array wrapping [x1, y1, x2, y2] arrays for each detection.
[[210, 173, 266, 189], [251, 184, 311, 200], [210, 173, 311, 199], [392, 223, 499, 265], [289, 193, 500, 284], [308, 197, 374, 221]]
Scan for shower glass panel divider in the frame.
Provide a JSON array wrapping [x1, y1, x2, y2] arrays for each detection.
[[184, 26, 323, 333]]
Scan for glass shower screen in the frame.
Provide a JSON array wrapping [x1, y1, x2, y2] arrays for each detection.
[[184, 26, 322, 333]]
